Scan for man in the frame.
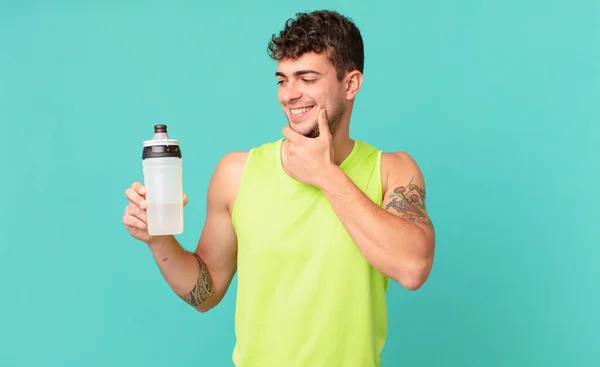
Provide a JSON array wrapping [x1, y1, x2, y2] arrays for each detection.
[[123, 10, 435, 367]]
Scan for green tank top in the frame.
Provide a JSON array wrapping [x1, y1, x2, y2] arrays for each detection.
[[231, 138, 389, 367]]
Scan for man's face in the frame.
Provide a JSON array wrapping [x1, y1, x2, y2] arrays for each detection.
[[276, 52, 346, 138]]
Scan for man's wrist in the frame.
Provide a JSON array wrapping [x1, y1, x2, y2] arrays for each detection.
[[147, 235, 175, 249], [317, 163, 346, 194]]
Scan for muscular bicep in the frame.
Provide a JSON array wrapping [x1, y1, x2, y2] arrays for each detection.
[[382, 152, 434, 231]]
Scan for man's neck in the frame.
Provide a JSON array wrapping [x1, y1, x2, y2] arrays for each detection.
[[331, 133, 355, 166]]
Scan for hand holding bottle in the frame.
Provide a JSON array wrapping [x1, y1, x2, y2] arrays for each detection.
[[123, 182, 188, 244], [123, 123, 186, 243]]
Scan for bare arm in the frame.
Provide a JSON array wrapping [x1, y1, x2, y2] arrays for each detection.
[[184, 151, 247, 311], [124, 152, 247, 312], [319, 152, 435, 290]]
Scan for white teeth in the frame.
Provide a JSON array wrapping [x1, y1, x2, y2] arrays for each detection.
[[291, 106, 314, 115]]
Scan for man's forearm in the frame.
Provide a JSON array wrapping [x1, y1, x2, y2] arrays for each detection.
[[319, 166, 434, 290], [147, 236, 213, 310]]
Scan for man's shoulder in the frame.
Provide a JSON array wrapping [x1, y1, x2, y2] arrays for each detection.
[[208, 151, 249, 212], [381, 151, 419, 169], [219, 151, 250, 168], [353, 140, 419, 171], [216, 139, 282, 172], [211, 152, 249, 192], [212, 140, 281, 211], [379, 150, 425, 192]]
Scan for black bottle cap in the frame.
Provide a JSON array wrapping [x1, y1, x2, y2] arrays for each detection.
[[142, 124, 182, 159], [154, 124, 167, 133]]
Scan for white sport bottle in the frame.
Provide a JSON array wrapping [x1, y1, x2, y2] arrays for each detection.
[[142, 124, 184, 236]]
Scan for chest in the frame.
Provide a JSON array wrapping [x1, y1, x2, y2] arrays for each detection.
[[234, 184, 359, 261]]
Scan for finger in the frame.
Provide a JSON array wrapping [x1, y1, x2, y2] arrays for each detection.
[[132, 182, 146, 195], [282, 123, 304, 143], [125, 187, 146, 209], [126, 201, 147, 222], [317, 108, 331, 139], [182, 193, 188, 207], [123, 213, 147, 230]]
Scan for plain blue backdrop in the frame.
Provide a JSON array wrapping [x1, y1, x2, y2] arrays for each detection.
[[1, 1, 598, 366]]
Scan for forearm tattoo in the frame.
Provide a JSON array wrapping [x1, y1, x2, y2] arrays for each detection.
[[179, 253, 213, 307]]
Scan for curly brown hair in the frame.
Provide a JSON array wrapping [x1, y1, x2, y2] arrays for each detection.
[[267, 10, 364, 81]]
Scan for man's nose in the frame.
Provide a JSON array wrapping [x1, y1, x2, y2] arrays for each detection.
[[283, 84, 302, 103]]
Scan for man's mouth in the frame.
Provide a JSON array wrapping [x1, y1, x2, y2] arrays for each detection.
[[290, 106, 315, 116]]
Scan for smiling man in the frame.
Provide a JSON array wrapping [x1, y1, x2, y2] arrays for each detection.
[[123, 9, 435, 367]]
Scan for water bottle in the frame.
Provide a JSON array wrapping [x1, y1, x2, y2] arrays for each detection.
[[142, 124, 184, 236]]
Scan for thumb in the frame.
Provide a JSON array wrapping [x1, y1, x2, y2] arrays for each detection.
[[317, 108, 331, 138]]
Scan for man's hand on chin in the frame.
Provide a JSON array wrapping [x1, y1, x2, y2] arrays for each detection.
[[281, 108, 337, 189]]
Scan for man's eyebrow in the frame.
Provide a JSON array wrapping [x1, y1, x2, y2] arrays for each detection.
[[275, 70, 323, 77]]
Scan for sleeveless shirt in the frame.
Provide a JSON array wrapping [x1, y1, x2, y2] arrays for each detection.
[[231, 138, 389, 367]]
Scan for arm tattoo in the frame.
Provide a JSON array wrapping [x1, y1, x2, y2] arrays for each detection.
[[385, 176, 433, 228], [179, 253, 213, 307]]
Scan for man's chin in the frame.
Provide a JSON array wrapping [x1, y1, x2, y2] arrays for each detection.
[[289, 121, 319, 138]]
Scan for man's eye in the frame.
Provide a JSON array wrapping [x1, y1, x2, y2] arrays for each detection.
[[277, 80, 286, 85], [303, 79, 316, 84]]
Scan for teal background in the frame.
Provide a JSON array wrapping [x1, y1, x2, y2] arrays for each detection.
[[1, 0, 598, 366]]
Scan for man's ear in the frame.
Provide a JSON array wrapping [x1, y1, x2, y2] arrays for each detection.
[[344, 70, 363, 100]]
